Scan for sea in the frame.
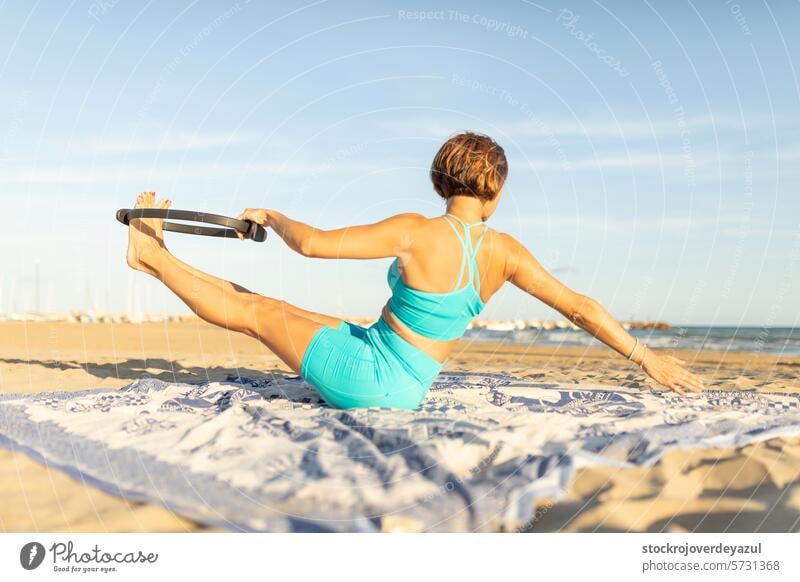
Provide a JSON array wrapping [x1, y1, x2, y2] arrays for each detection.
[[463, 325, 800, 356]]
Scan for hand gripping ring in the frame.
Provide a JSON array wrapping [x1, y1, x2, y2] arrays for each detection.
[[116, 208, 267, 242]]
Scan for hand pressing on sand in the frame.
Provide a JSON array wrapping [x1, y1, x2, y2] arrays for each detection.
[[639, 349, 705, 396]]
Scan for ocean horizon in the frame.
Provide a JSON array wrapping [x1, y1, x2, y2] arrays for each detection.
[[464, 325, 800, 357]]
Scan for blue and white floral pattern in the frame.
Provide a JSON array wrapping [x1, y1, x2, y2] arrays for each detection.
[[1, 372, 799, 532]]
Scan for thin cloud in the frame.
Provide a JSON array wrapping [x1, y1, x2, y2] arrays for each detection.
[[508, 150, 725, 171], [778, 145, 800, 161], [0, 161, 343, 185], [494, 212, 777, 236], [71, 130, 265, 154], [380, 112, 784, 141], [494, 113, 779, 140], [509, 151, 690, 170]]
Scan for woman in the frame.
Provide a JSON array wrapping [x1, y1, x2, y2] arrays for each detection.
[[126, 131, 704, 409]]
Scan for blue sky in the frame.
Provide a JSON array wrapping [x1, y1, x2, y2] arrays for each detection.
[[0, 0, 798, 325]]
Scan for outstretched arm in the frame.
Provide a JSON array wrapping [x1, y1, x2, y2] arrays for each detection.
[[503, 234, 704, 396], [235, 208, 424, 259]]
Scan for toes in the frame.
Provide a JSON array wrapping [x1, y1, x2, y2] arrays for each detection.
[[134, 191, 160, 209], [135, 191, 154, 207]]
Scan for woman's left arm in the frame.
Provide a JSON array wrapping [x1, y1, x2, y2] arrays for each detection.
[[235, 208, 424, 259], [505, 235, 705, 396]]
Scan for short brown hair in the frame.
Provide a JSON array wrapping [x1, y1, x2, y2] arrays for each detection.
[[430, 131, 508, 202]]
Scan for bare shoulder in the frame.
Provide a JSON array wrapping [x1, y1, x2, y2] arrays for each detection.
[[487, 230, 528, 278], [389, 213, 432, 253], [373, 212, 428, 238], [490, 229, 524, 257], [394, 212, 427, 221], [491, 230, 520, 248], [388, 212, 428, 228]]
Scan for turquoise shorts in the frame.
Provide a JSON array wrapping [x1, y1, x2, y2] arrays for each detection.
[[300, 316, 444, 409]]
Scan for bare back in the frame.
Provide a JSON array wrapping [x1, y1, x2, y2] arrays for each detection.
[[383, 214, 512, 362]]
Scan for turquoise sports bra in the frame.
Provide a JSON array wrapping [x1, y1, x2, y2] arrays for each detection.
[[387, 213, 489, 341]]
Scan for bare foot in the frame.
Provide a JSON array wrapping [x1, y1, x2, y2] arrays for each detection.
[[126, 192, 172, 275]]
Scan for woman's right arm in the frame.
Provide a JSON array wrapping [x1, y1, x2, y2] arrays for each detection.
[[502, 234, 704, 396], [235, 208, 424, 259]]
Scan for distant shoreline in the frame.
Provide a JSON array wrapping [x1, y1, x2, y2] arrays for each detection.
[[1, 310, 665, 329], [1, 315, 797, 356], [0, 311, 796, 329]]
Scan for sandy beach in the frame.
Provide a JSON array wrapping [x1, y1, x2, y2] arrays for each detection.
[[1, 320, 798, 533]]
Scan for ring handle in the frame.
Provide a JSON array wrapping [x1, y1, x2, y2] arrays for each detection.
[[116, 208, 267, 243]]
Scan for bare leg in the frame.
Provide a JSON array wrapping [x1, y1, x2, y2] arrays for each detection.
[[126, 192, 342, 373], [135, 195, 344, 327], [167, 246, 342, 328]]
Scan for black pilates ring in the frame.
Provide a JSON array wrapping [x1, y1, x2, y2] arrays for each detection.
[[116, 208, 267, 242]]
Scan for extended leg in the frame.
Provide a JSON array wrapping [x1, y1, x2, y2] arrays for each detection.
[[165, 243, 342, 328], [126, 193, 342, 373]]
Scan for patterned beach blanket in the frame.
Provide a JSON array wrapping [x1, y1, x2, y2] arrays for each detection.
[[1, 372, 799, 532]]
